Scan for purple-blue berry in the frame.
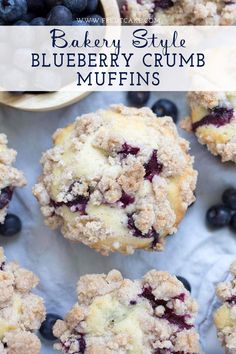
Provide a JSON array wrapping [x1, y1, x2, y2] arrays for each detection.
[[63, 0, 87, 13], [206, 205, 232, 228], [152, 98, 178, 123], [127, 91, 150, 107], [31, 17, 46, 25], [0, 214, 22, 236], [85, 0, 98, 14], [222, 188, 236, 210], [0, 0, 28, 23], [46, 5, 72, 25], [87, 13, 103, 25], [39, 313, 62, 341]]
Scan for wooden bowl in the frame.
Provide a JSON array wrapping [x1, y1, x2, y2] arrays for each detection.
[[0, 0, 121, 112]]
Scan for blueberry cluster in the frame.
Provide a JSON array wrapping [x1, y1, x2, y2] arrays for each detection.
[[0, 0, 103, 26], [127, 91, 178, 123], [207, 188, 236, 232]]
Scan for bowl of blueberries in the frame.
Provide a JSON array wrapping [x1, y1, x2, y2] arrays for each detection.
[[0, 0, 121, 111]]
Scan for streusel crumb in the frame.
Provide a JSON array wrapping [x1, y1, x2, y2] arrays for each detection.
[[214, 261, 236, 354], [0, 134, 26, 223], [53, 269, 200, 354], [185, 92, 236, 163], [33, 105, 197, 255], [121, 0, 236, 25], [0, 247, 45, 354]]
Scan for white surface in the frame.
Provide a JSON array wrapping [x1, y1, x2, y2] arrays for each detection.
[[0, 91, 235, 353]]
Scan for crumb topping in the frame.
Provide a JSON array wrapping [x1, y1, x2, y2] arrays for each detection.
[[214, 261, 236, 354], [53, 270, 200, 354], [122, 0, 236, 25], [0, 247, 45, 354], [0, 134, 26, 223], [33, 105, 197, 255], [186, 92, 236, 163]]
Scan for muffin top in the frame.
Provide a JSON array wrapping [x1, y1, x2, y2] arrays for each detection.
[[0, 134, 26, 223], [33, 105, 197, 255], [185, 92, 236, 163], [122, 0, 236, 25], [214, 261, 236, 354], [0, 247, 45, 354], [53, 269, 200, 354]]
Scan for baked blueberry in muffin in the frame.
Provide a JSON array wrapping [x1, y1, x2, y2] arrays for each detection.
[[53, 269, 200, 353], [0, 134, 26, 223], [183, 92, 236, 163], [214, 261, 236, 353], [0, 247, 45, 354], [33, 105, 197, 255], [121, 0, 236, 25]]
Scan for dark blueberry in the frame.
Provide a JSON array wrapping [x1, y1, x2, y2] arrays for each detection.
[[0, 0, 27, 23], [14, 19, 29, 24], [144, 150, 163, 182], [26, 0, 45, 14], [85, 0, 98, 13], [119, 191, 135, 208], [63, 0, 87, 13], [118, 143, 140, 159], [192, 106, 234, 132], [152, 99, 178, 123], [72, 18, 87, 25], [176, 276, 191, 293], [31, 16, 46, 25], [0, 214, 22, 236], [154, 0, 174, 10], [0, 187, 13, 209], [86, 14, 103, 26], [222, 188, 236, 210], [206, 205, 232, 227], [230, 214, 236, 233], [46, 5, 72, 25], [127, 91, 150, 107], [21, 11, 36, 21], [44, 0, 62, 7], [39, 313, 62, 341], [0, 18, 5, 24]]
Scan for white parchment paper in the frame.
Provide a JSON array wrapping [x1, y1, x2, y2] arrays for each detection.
[[0, 91, 235, 354]]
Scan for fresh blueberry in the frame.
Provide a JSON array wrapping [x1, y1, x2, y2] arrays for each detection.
[[0, 0, 28, 23], [46, 5, 72, 25], [230, 214, 236, 233], [21, 11, 35, 21], [44, 0, 62, 8], [127, 91, 150, 107], [222, 188, 236, 210], [85, 0, 98, 13], [86, 14, 103, 25], [0, 18, 5, 24], [152, 99, 178, 123], [14, 19, 29, 25], [31, 17, 46, 25], [72, 18, 87, 25], [27, 0, 45, 14], [39, 313, 62, 341], [176, 276, 191, 293], [206, 205, 232, 228], [63, 0, 87, 13], [0, 214, 22, 236]]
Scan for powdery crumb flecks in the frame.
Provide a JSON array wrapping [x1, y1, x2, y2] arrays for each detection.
[[0, 247, 45, 354], [53, 269, 200, 354], [33, 105, 197, 255], [0, 134, 26, 223], [214, 261, 236, 354], [122, 0, 236, 25]]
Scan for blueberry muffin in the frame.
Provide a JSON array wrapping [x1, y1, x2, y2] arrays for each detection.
[[33, 105, 197, 255], [214, 262, 236, 354], [53, 269, 200, 354], [0, 247, 45, 354], [121, 0, 236, 25], [0, 134, 26, 223], [183, 92, 236, 163]]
